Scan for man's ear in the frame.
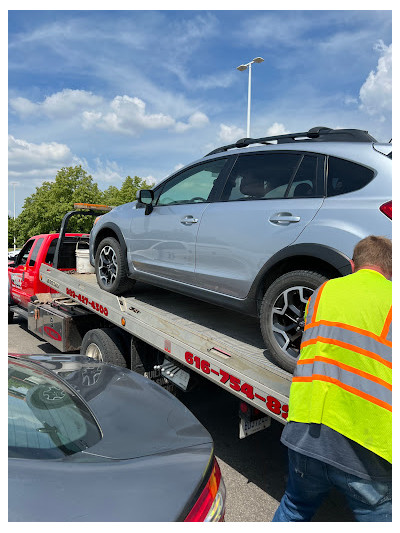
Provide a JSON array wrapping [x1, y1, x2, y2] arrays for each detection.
[[350, 259, 355, 273]]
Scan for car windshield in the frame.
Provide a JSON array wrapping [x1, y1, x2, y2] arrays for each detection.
[[8, 357, 102, 459]]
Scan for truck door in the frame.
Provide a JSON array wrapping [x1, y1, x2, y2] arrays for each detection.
[[22, 237, 45, 303], [9, 238, 35, 308]]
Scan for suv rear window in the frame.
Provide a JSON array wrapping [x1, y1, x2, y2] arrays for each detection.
[[327, 157, 375, 197]]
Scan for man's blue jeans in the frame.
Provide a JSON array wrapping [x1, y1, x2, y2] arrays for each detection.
[[273, 449, 392, 522]]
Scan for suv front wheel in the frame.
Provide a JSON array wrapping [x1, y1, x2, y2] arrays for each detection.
[[95, 236, 135, 295], [260, 270, 328, 373]]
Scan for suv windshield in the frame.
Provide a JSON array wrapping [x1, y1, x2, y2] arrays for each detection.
[[8, 357, 101, 459]]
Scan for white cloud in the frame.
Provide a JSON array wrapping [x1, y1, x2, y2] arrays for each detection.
[[10, 89, 103, 118], [218, 124, 245, 143], [8, 135, 79, 180], [82, 94, 209, 136], [89, 158, 126, 184], [142, 175, 156, 186], [175, 112, 209, 133], [42, 89, 104, 117], [344, 96, 358, 106], [9, 97, 38, 117], [359, 41, 392, 119], [10, 89, 210, 137], [265, 122, 289, 137]]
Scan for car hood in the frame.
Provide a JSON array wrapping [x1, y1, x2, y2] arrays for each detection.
[[21, 355, 213, 460]]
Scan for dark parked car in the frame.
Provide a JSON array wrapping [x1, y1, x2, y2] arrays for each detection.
[[8, 354, 225, 522]]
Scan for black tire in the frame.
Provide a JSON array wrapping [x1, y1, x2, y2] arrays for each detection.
[[95, 236, 135, 295], [260, 270, 328, 373], [8, 308, 14, 324], [80, 328, 128, 367]]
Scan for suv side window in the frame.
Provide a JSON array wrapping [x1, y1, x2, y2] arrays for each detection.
[[327, 156, 375, 196], [222, 152, 319, 201], [28, 238, 44, 267], [157, 158, 227, 206]]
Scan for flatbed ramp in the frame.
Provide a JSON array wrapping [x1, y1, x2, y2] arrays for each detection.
[[40, 265, 292, 423]]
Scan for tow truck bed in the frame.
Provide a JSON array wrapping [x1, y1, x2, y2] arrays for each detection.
[[39, 264, 291, 424]]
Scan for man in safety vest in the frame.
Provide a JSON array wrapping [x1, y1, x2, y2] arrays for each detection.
[[273, 235, 392, 522]]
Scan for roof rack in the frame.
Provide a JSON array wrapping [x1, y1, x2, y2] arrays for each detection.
[[205, 126, 377, 156]]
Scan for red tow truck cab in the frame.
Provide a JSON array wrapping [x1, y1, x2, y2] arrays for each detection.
[[8, 233, 88, 309]]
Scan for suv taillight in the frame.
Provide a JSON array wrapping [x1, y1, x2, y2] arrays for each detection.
[[380, 201, 392, 219], [184, 458, 226, 522]]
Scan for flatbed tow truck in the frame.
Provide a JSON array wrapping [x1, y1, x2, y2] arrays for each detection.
[[9, 205, 291, 437]]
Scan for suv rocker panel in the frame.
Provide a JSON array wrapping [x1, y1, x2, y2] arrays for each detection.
[[121, 243, 353, 318]]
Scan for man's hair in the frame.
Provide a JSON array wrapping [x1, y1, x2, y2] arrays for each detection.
[[352, 235, 392, 274]]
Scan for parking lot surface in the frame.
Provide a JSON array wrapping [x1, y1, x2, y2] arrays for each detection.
[[9, 315, 354, 522]]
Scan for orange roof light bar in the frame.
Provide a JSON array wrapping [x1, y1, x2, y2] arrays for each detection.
[[73, 203, 114, 212]]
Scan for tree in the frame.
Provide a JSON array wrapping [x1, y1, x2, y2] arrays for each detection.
[[103, 175, 152, 206], [14, 167, 153, 244], [8, 216, 17, 248], [16, 166, 103, 243]]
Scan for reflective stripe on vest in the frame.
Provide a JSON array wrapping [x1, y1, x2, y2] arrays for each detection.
[[301, 322, 392, 367], [294, 356, 392, 411]]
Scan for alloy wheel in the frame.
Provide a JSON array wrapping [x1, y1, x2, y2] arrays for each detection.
[[98, 245, 118, 288], [270, 285, 314, 361]]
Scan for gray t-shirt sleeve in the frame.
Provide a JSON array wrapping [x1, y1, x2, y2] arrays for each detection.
[[281, 421, 391, 481]]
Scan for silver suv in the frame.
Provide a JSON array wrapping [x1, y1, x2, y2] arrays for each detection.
[[89, 127, 392, 372]]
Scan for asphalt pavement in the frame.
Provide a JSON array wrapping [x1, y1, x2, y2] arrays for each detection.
[[8, 314, 355, 522]]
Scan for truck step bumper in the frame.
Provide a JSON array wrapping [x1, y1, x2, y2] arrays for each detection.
[[9, 305, 29, 320]]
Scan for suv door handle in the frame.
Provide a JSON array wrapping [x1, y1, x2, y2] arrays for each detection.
[[180, 216, 199, 225], [269, 212, 301, 225]]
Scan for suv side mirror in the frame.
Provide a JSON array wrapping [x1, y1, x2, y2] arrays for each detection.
[[138, 189, 154, 215]]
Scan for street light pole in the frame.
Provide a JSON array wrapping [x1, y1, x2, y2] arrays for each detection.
[[246, 62, 252, 138], [236, 57, 264, 138]]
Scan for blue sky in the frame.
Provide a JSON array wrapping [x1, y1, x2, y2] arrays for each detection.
[[8, 8, 392, 217]]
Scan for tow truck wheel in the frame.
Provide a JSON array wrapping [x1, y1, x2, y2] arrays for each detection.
[[80, 328, 128, 368], [260, 270, 328, 373], [8, 307, 14, 324], [95, 236, 135, 295]]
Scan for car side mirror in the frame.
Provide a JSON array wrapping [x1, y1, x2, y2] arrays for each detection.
[[138, 189, 154, 215]]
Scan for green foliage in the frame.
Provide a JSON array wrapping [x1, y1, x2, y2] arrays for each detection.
[[103, 176, 152, 206], [8, 216, 17, 248], [14, 166, 153, 244]]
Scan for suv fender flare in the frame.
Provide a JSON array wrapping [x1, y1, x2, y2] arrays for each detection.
[[93, 222, 128, 257], [250, 243, 352, 301]]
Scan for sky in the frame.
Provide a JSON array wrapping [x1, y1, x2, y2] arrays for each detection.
[[8, 7, 393, 217]]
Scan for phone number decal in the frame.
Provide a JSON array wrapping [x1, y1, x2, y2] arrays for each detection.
[[65, 287, 109, 316], [184, 351, 288, 419]]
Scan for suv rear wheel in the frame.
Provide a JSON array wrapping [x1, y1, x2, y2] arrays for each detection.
[[260, 270, 328, 373]]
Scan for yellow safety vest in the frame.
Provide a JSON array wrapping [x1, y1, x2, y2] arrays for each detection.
[[287, 269, 392, 463]]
